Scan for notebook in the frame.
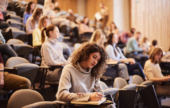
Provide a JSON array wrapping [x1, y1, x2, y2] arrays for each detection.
[[71, 98, 106, 105], [107, 61, 118, 65]]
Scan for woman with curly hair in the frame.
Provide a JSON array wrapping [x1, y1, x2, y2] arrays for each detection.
[[57, 42, 107, 102]]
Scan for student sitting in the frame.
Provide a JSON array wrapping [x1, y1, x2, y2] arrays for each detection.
[[141, 37, 150, 54], [23, 2, 35, 25], [144, 47, 170, 96], [79, 16, 94, 35], [106, 33, 145, 79], [41, 25, 68, 82], [148, 40, 158, 55], [32, 16, 49, 46], [90, 30, 129, 81], [57, 42, 106, 102], [0, 53, 31, 91], [26, 8, 43, 34], [126, 31, 149, 67]]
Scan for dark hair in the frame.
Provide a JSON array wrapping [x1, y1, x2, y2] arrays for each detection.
[[71, 42, 107, 78], [152, 40, 157, 46], [130, 28, 136, 34], [150, 47, 163, 64], [106, 33, 120, 57], [41, 25, 56, 43], [81, 16, 89, 26], [25, 2, 35, 14]]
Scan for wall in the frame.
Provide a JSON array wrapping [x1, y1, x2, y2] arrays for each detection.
[[86, 0, 113, 26], [131, 0, 170, 51], [55, 0, 77, 13]]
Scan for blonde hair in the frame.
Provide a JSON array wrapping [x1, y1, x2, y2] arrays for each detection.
[[89, 30, 106, 47], [31, 8, 43, 26], [38, 16, 49, 30]]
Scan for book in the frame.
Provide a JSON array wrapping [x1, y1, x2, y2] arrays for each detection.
[[71, 98, 106, 105], [95, 12, 102, 21], [107, 61, 118, 65]]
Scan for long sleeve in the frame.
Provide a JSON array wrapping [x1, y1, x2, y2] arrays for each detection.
[[32, 29, 42, 46], [106, 45, 127, 62], [57, 66, 91, 102], [41, 45, 65, 65], [106, 45, 120, 61], [131, 39, 142, 51], [144, 63, 154, 81]]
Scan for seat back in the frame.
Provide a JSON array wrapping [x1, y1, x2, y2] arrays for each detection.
[[114, 77, 127, 89], [7, 89, 44, 108], [100, 81, 108, 90], [139, 85, 161, 108], [5, 57, 29, 67], [132, 75, 144, 85], [14, 63, 39, 83], [7, 39, 24, 45]]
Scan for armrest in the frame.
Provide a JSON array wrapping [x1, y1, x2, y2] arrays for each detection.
[[39, 66, 49, 69], [4, 67, 17, 74], [48, 65, 64, 71]]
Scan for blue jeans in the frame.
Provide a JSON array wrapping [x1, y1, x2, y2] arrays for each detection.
[[126, 62, 145, 79]]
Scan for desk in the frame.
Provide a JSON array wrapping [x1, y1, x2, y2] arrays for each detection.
[[56, 100, 113, 108]]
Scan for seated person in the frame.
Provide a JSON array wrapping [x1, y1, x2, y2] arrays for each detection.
[[26, 8, 43, 34], [144, 47, 170, 96], [117, 31, 131, 48], [141, 37, 150, 53], [0, 43, 18, 65], [90, 30, 129, 81], [161, 46, 170, 62], [66, 9, 77, 24], [57, 42, 107, 102], [79, 16, 94, 35], [106, 33, 145, 79], [23, 2, 35, 25], [108, 22, 119, 35], [148, 40, 158, 55], [43, 3, 55, 19], [54, 2, 60, 13], [0, 53, 31, 91], [126, 31, 149, 67], [41, 25, 69, 82], [32, 16, 49, 46]]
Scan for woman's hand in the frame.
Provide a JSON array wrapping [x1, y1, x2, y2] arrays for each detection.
[[89, 92, 103, 101], [0, 78, 4, 90], [128, 58, 136, 65]]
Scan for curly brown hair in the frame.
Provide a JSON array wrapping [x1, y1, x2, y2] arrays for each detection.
[[71, 42, 107, 78]]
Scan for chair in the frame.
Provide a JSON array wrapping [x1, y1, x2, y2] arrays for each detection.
[[132, 75, 152, 87], [22, 101, 57, 108], [6, 19, 24, 30], [80, 32, 93, 43], [5, 14, 22, 22], [5, 57, 39, 89], [7, 39, 33, 62], [6, 27, 27, 43], [114, 77, 137, 90], [7, 89, 44, 108]]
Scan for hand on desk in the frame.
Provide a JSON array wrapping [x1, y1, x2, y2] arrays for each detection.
[[89, 92, 103, 101]]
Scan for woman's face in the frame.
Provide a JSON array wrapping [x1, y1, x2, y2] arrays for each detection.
[[50, 27, 60, 39], [154, 52, 162, 62], [36, 13, 42, 21], [84, 18, 89, 24], [85, 52, 101, 69], [112, 34, 118, 44], [43, 19, 50, 27], [30, 3, 35, 10]]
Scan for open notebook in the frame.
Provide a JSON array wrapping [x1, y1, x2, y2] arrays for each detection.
[[71, 98, 106, 105]]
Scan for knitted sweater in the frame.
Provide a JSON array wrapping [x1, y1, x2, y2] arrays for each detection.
[[56, 63, 101, 102]]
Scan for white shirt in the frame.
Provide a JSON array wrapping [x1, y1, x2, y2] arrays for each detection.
[[144, 60, 163, 81], [26, 17, 38, 34], [106, 44, 126, 62]]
